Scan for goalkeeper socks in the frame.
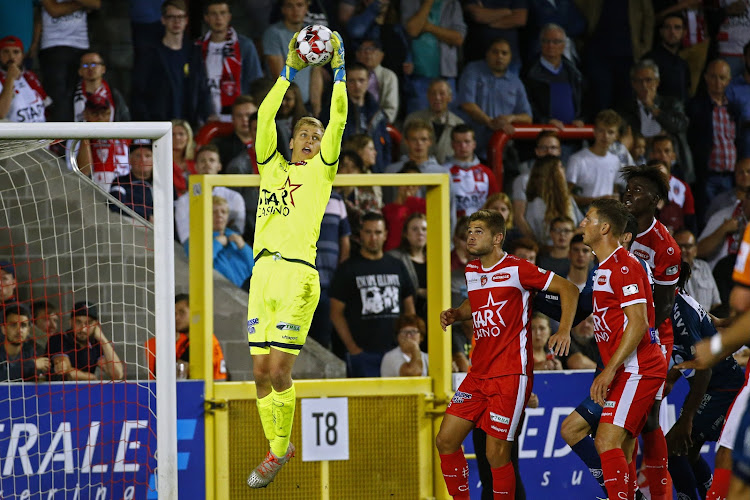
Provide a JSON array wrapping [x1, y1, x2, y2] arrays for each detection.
[[256, 392, 275, 445], [706, 468, 731, 500], [491, 462, 515, 498], [439, 449, 470, 499], [270, 385, 296, 458], [571, 437, 607, 492], [600, 448, 629, 500], [642, 427, 669, 500]]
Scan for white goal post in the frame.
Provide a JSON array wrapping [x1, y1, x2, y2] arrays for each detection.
[[0, 122, 177, 499]]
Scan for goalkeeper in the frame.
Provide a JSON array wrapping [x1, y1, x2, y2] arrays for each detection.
[[246, 30, 347, 489]]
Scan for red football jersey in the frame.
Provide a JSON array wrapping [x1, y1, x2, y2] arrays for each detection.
[[465, 253, 554, 378], [449, 163, 500, 220], [630, 218, 681, 345], [592, 246, 666, 378], [89, 138, 131, 175]]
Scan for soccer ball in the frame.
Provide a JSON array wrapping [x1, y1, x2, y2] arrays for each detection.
[[295, 25, 334, 66]]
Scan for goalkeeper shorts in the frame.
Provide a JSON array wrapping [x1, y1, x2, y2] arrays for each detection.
[[247, 255, 320, 355]]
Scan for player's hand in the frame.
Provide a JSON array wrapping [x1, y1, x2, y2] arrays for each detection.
[[674, 338, 717, 371], [527, 392, 539, 409], [330, 30, 345, 69], [590, 368, 614, 407], [286, 32, 308, 71], [440, 308, 459, 331], [548, 330, 571, 356], [665, 418, 693, 456]]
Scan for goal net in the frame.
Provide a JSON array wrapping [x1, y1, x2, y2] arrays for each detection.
[[0, 123, 177, 499]]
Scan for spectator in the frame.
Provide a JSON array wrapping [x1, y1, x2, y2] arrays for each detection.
[[674, 228, 721, 313], [336, 150, 384, 249], [578, 0, 653, 112], [566, 109, 625, 210], [524, 23, 585, 128], [726, 41, 750, 159], [276, 82, 306, 148], [262, 0, 323, 116], [38, 0, 100, 122], [144, 293, 228, 380], [697, 189, 750, 270], [527, 155, 583, 245], [705, 158, 750, 224], [450, 215, 470, 271], [0, 36, 50, 122], [32, 300, 60, 338], [73, 51, 130, 123], [330, 212, 416, 376], [511, 130, 561, 237], [175, 144, 246, 245], [643, 13, 692, 103], [630, 132, 647, 165], [72, 95, 130, 191], [0, 303, 50, 382], [458, 38, 533, 160], [403, 78, 464, 164], [482, 192, 523, 247], [212, 96, 260, 170], [463, 0, 527, 74], [343, 133, 381, 177], [526, 0, 586, 63], [0, 261, 18, 310], [131, 0, 211, 123], [565, 233, 593, 290], [618, 59, 693, 183], [380, 313, 428, 376], [531, 312, 562, 371], [506, 236, 539, 263], [385, 119, 445, 175], [445, 124, 499, 232], [355, 38, 399, 123], [109, 140, 155, 221], [0, 3, 35, 63], [48, 301, 124, 381], [716, 0, 750, 77], [310, 191, 351, 349], [323, 62, 391, 172], [382, 162, 427, 251], [687, 59, 739, 206], [172, 119, 198, 198], [200, 0, 263, 121], [647, 138, 697, 235], [344, 0, 412, 82], [560, 314, 599, 369], [537, 216, 576, 276], [402, 0, 466, 114], [387, 212, 428, 325], [185, 195, 254, 289]]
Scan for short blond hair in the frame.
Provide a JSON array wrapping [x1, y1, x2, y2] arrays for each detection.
[[212, 195, 229, 208], [293, 116, 325, 137]]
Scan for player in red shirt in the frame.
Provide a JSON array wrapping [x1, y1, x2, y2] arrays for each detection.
[[622, 164, 680, 500], [581, 199, 667, 500], [437, 209, 579, 499]]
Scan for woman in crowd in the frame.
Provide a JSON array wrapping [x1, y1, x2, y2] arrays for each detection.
[[388, 212, 428, 328], [482, 192, 522, 248], [336, 150, 384, 251], [171, 119, 197, 197], [382, 162, 425, 251], [531, 312, 562, 371], [276, 82, 306, 143]]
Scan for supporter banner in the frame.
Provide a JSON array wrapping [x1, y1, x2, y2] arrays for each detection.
[[462, 370, 717, 499], [0, 381, 205, 500]]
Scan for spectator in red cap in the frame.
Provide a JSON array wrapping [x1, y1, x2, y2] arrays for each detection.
[[0, 36, 50, 122], [73, 51, 130, 123]]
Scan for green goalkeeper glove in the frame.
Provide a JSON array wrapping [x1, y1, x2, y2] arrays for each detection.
[[330, 31, 346, 83], [282, 32, 308, 81]]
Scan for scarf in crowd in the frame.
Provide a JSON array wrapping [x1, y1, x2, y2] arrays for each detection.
[[73, 79, 114, 122], [727, 199, 747, 255], [201, 27, 242, 110], [0, 69, 47, 99]]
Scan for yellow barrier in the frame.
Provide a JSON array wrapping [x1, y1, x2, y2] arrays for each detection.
[[189, 173, 452, 499]]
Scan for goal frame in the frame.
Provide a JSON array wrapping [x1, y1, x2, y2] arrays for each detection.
[[0, 122, 178, 499]]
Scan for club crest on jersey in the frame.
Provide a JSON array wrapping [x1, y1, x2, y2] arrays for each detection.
[[492, 273, 510, 282], [481, 275, 487, 286]]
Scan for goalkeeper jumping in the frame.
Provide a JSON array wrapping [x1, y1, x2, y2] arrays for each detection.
[[246, 30, 347, 489]]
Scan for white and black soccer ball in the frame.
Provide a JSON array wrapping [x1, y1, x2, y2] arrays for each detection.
[[295, 25, 334, 66]]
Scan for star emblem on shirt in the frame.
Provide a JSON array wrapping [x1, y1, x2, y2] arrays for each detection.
[[279, 176, 302, 207], [481, 292, 507, 327], [592, 298, 611, 333]]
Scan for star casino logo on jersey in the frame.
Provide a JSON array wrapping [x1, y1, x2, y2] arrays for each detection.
[[258, 176, 302, 217]]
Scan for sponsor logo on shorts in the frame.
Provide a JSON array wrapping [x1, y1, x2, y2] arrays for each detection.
[[451, 391, 472, 404], [490, 425, 508, 435], [666, 265, 679, 276], [276, 322, 301, 332], [492, 273, 510, 282], [490, 412, 510, 425], [247, 318, 259, 334], [603, 401, 616, 408], [602, 411, 613, 417], [281, 335, 298, 341], [247, 327, 255, 334], [622, 284, 639, 296]]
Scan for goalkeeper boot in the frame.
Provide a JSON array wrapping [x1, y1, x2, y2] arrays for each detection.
[[246, 442, 296, 488]]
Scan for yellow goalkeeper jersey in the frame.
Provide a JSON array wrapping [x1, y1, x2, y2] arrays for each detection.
[[252, 77, 347, 267]]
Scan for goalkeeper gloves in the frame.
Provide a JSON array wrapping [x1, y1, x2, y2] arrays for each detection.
[[330, 31, 346, 83], [282, 32, 308, 81]]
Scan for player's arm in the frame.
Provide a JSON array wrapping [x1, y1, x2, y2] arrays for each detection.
[[666, 365, 710, 455], [330, 297, 362, 355], [440, 298, 472, 331], [546, 274, 580, 356], [320, 32, 348, 170], [590, 302, 649, 406]]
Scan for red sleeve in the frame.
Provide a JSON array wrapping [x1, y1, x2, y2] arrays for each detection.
[[483, 165, 500, 195], [614, 260, 649, 308], [517, 258, 555, 291], [653, 241, 681, 286]]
